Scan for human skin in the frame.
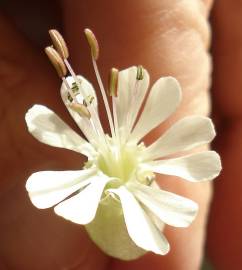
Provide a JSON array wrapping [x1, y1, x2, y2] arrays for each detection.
[[0, 0, 241, 269], [207, 1, 242, 269]]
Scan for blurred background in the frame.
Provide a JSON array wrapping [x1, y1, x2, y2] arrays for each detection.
[[0, 1, 241, 269]]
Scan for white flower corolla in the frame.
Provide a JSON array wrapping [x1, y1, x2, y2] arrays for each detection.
[[25, 30, 221, 260]]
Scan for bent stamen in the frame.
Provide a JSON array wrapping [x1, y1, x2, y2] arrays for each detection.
[[84, 28, 116, 139]]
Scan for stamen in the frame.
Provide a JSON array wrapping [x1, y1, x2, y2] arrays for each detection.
[[62, 77, 77, 102], [145, 172, 155, 186], [69, 103, 91, 119], [84, 28, 99, 60], [48, 29, 86, 97], [62, 52, 106, 145], [49, 29, 69, 59], [63, 60, 84, 92], [47, 30, 107, 149], [109, 68, 120, 142], [83, 95, 95, 106], [108, 68, 119, 97], [137, 171, 155, 186], [136, 65, 144, 80], [84, 28, 116, 138], [124, 66, 145, 141], [45, 46, 67, 78], [112, 97, 120, 144]]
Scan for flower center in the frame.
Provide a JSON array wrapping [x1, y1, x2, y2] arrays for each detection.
[[97, 139, 141, 183]]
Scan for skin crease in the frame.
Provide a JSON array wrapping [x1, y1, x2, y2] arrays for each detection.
[[0, 0, 240, 269]]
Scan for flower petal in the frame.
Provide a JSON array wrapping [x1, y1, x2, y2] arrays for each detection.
[[60, 75, 99, 143], [85, 195, 147, 260], [115, 67, 149, 131], [130, 182, 198, 227], [54, 174, 110, 225], [25, 105, 94, 157], [150, 151, 222, 182], [131, 77, 182, 142], [26, 169, 95, 209], [144, 116, 216, 160], [109, 187, 170, 255]]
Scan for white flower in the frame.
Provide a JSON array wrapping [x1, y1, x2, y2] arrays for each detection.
[[25, 30, 221, 260]]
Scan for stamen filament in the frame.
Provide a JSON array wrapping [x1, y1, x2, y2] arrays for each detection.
[[63, 60, 110, 151], [92, 57, 115, 138], [112, 96, 120, 144], [62, 78, 100, 147], [63, 59, 86, 95], [62, 77, 77, 102]]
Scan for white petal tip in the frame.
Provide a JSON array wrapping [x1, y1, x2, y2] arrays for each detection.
[[200, 151, 222, 182], [165, 76, 182, 99], [54, 205, 93, 225], [152, 241, 170, 256], [25, 105, 48, 133]]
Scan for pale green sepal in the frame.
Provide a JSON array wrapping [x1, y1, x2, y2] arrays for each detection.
[[85, 195, 147, 260]]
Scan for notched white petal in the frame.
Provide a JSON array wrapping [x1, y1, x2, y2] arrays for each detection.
[[150, 151, 222, 182], [109, 187, 170, 255], [26, 169, 95, 209], [131, 77, 182, 142], [130, 182, 198, 228], [25, 105, 94, 157], [144, 116, 216, 160], [61, 75, 98, 107], [116, 66, 150, 130], [54, 174, 110, 225], [61, 75, 98, 143]]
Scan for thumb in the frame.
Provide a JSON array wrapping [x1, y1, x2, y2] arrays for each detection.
[[62, 1, 213, 269], [0, 13, 103, 270]]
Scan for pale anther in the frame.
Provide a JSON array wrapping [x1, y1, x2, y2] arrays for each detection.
[[145, 173, 155, 186], [108, 68, 119, 97], [45, 46, 67, 78], [49, 29, 69, 59], [136, 65, 144, 80], [84, 28, 99, 60], [69, 103, 91, 119]]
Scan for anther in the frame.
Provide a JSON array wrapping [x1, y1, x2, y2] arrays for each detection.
[[136, 65, 144, 80], [49, 29, 69, 59], [108, 68, 119, 97], [45, 46, 67, 77], [69, 103, 91, 119], [71, 82, 79, 93], [84, 28, 99, 60], [145, 172, 155, 186], [83, 95, 95, 106]]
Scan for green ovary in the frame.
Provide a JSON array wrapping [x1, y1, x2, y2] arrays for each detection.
[[98, 144, 139, 183]]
